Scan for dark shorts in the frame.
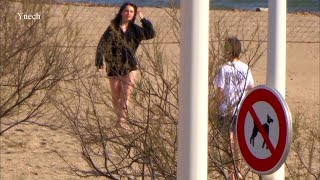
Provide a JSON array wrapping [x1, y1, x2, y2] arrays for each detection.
[[107, 66, 137, 76], [106, 59, 138, 76], [218, 115, 237, 133]]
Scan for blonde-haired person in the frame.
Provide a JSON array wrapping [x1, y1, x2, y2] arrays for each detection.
[[213, 37, 254, 180], [96, 2, 155, 129]]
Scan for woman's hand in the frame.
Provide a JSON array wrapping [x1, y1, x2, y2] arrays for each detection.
[[96, 66, 103, 72], [137, 10, 144, 20]]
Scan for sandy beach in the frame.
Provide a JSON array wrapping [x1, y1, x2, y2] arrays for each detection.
[[0, 2, 319, 179]]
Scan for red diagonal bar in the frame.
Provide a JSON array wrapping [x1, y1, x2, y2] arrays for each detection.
[[249, 106, 275, 154]]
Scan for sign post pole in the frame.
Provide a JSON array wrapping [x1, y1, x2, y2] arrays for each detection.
[[264, 0, 287, 179], [177, 0, 209, 179]]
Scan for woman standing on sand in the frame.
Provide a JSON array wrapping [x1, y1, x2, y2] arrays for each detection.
[[95, 2, 155, 129]]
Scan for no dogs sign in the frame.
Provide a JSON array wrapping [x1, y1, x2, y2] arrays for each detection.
[[236, 85, 292, 175]]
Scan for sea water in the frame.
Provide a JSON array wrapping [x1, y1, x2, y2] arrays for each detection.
[[62, 0, 319, 13]]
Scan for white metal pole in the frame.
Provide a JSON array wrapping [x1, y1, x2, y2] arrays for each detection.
[[177, 0, 209, 179], [264, 0, 287, 179]]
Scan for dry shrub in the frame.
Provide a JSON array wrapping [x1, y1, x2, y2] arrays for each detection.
[[52, 6, 269, 180], [30, 2, 318, 179], [286, 112, 320, 179], [0, 0, 85, 135]]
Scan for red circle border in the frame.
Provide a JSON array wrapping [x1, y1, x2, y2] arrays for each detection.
[[237, 88, 288, 173]]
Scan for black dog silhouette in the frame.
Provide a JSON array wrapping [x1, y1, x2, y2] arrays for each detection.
[[249, 115, 274, 149]]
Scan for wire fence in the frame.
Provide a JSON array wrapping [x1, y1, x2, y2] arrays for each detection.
[[38, 1, 318, 67], [61, 3, 319, 44]]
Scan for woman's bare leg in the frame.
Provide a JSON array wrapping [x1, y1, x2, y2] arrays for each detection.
[[109, 76, 123, 126], [109, 71, 137, 128], [119, 71, 137, 113]]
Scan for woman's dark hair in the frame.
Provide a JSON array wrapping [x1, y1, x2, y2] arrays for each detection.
[[225, 37, 242, 59], [111, 2, 137, 28]]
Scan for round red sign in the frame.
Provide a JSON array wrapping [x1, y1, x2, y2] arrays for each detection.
[[236, 85, 292, 175]]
